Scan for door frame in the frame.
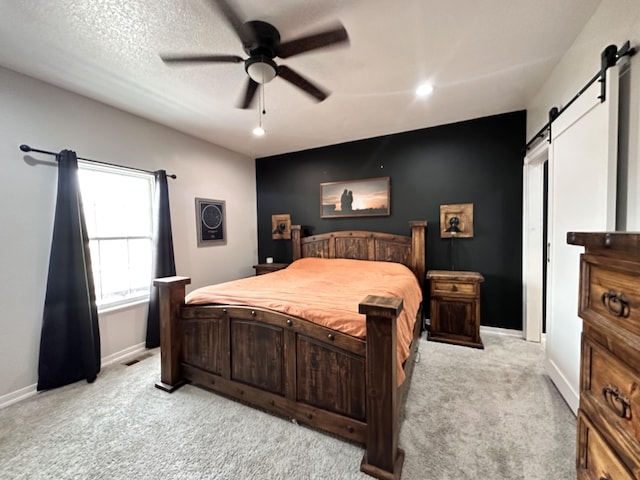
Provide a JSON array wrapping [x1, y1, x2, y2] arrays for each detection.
[[522, 138, 549, 343]]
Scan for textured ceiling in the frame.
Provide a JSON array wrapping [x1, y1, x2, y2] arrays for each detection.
[[0, 1, 601, 158]]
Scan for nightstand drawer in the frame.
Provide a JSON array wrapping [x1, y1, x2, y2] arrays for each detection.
[[581, 335, 640, 459], [581, 254, 640, 336], [577, 411, 633, 480], [431, 280, 476, 296]]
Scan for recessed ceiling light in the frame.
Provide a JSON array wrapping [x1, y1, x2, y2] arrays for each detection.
[[416, 83, 434, 97], [253, 126, 266, 136]]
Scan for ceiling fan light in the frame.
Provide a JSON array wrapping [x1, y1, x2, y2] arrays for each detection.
[[246, 57, 277, 84]]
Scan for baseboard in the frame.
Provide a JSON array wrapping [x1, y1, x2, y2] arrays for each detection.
[[544, 356, 579, 415], [480, 326, 524, 338], [0, 342, 148, 410], [101, 342, 147, 368], [0, 383, 38, 410]]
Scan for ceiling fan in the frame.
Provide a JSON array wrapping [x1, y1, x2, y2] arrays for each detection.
[[160, 0, 349, 108]]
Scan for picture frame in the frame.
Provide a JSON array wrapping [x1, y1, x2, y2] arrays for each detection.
[[440, 203, 474, 238], [320, 177, 390, 218], [195, 197, 226, 246], [271, 213, 292, 240]]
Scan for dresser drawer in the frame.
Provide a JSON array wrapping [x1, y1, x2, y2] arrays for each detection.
[[580, 255, 640, 336], [581, 335, 640, 464], [577, 411, 634, 480]]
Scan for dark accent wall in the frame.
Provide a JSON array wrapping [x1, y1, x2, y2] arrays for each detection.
[[255, 111, 526, 330]]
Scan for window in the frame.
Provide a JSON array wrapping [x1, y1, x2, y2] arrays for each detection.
[[78, 162, 154, 310]]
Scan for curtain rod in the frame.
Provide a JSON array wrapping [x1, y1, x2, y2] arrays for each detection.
[[524, 41, 636, 152], [19, 144, 177, 179]]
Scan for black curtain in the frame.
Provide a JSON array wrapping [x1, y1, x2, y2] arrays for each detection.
[[38, 150, 101, 391], [145, 170, 176, 348]]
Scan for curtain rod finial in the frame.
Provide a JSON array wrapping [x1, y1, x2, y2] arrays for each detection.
[[20, 144, 32, 152]]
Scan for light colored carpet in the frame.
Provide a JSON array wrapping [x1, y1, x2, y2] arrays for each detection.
[[0, 332, 575, 479]]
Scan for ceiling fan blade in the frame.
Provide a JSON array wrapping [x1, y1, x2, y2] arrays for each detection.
[[237, 78, 259, 109], [277, 65, 329, 102], [161, 54, 243, 64], [276, 24, 349, 59], [209, 0, 256, 46]]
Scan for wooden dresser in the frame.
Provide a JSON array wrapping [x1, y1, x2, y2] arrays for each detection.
[[426, 270, 484, 349], [567, 232, 640, 479]]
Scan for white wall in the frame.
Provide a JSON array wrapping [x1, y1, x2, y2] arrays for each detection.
[[0, 66, 257, 405]]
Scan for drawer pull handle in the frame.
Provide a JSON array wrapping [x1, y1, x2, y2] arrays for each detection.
[[601, 291, 630, 318], [602, 385, 631, 419]]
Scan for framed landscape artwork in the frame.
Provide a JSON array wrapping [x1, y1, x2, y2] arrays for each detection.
[[195, 197, 226, 246], [320, 177, 390, 218]]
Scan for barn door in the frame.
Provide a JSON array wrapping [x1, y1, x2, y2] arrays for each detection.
[[545, 66, 619, 413]]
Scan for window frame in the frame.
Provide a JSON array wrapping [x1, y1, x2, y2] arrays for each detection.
[[77, 160, 155, 312]]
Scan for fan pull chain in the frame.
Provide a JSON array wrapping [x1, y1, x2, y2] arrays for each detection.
[[253, 84, 266, 136], [253, 70, 266, 136], [258, 83, 266, 131], [257, 86, 262, 129]]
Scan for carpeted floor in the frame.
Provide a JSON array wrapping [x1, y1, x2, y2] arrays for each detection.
[[0, 332, 576, 479]]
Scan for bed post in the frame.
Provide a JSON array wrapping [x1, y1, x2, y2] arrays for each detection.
[[409, 220, 427, 291], [291, 224, 302, 260], [359, 295, 404, 480], [153, 276, 191, 393]]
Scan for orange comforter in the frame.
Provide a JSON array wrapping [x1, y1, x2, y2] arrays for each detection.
[[185, 257, 422, 384]]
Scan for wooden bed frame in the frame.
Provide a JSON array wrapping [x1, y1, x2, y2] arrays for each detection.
[[154, 220, 427, 480]]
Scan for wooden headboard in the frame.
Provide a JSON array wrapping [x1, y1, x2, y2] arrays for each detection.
[[291, 220, 427, 289]]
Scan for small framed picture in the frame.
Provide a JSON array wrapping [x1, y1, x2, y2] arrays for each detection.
[[195, 198, 226, 246], [271, 213, 292, 240]]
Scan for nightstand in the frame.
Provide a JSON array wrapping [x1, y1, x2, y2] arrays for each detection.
[[426, 270, 484, 349], [253, 263, 289, 275]]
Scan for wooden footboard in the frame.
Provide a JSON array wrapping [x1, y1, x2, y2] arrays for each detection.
[[153, 278, 419, 480]]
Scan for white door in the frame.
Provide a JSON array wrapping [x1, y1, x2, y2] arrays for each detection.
[[546, 66, 619, 414]]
